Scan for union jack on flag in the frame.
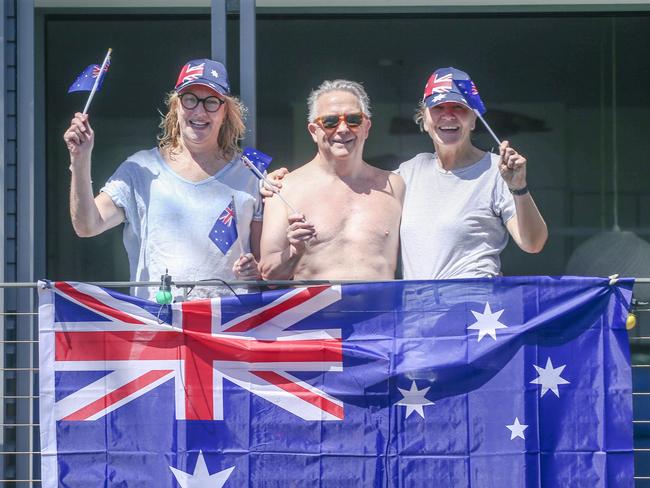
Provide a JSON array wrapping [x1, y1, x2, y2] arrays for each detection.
[[91, 60, 111, 78], [423, 72, 453, 98], [38, 278, 634, 487], [219, 206, 235, 227], [43, 282, 342, 423], [176, 62, 205, 86]]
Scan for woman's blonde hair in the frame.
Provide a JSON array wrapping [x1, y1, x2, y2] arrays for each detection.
[[413, 101, 427, 132], [157, 91, 247, 159]]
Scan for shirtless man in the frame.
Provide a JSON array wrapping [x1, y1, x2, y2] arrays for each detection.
[[259, 80, 404, 280]]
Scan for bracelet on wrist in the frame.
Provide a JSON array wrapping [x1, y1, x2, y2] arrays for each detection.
[[509, 185, 529, 196]]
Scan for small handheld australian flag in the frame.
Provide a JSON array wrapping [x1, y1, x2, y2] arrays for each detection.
[[242, 147, 273, 178], [209, 197, 238, 254], [68, 61, 110, 93], [454, 79, 487, 115], [454, 76, 501, 144]]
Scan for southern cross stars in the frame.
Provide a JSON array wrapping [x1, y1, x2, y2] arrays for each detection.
[[530, 357, 570, 397], [467, 302, 508, 341], [396, 381, 434, 419], [170, 451, 234, 488], [506, 417, 528, 440]]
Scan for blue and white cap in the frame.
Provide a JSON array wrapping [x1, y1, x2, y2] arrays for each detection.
[[422, 67, 472, 108], [175, 58, 230, 96]]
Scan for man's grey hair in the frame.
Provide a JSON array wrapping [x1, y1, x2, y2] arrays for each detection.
[[307, 79, 372, 123]]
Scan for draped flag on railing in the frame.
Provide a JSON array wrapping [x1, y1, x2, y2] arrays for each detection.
[[38, 277, 634, 487]]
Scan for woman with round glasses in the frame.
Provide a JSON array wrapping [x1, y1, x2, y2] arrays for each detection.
[[64, 58, 262, 300], [399, 67, 547, 279]]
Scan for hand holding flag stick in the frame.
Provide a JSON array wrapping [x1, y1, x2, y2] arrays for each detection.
[[241, 147, 299, 215], [68, 48, 112, 115]]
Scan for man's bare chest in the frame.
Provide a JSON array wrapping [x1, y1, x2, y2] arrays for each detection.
[[296, 188, 401, 246]]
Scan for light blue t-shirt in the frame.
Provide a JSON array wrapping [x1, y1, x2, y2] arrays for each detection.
[[398, 152, 516, 280], [101, 148, 262, 300]]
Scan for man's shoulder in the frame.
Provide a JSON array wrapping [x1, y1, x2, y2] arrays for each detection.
[[365, 163, 404, 190], [282, 160, 320, 186]]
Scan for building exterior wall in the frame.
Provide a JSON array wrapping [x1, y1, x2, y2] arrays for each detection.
[[2, 0, 19, 483], [1, 2, 649, 485]]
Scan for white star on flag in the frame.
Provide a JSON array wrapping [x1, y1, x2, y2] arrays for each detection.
[[506, 417, 528, 440], [211, 69, 219, 78], [467, 302, 508, 341], [396, 380, 434, 419], [170, 451, 234, 488], [530, 357, 570, 397]]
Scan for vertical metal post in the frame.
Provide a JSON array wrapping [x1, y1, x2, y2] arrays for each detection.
[[611, 17, 619, 232], [0, 0, 6, 483], [17, 1, 36, 486], [240, 0, 256, 148], [211, 0, 227, 65]]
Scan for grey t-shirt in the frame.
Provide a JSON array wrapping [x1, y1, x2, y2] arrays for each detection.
[[398, 152, 515, 280], [101, 148, 263, 300]]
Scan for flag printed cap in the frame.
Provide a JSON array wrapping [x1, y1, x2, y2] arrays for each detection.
[[422, 67, 473, 109], [175, 58, 230, 96]]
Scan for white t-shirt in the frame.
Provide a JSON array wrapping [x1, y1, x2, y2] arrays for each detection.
[[101, 148, 263, 300], [398, 152, 516, 280]]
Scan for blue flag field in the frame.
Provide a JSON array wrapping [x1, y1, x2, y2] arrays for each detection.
[[38, 277, 634, 487]]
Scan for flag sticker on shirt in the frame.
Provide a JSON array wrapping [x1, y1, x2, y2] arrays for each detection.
[[209, 197, 238, 254]]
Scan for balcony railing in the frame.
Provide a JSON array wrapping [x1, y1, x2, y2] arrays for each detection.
[[2, 278, 649, 486]]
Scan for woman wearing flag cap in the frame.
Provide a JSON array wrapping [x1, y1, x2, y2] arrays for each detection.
[[64, 58, 262, 300], [398, 66, 547, 279], [264, 67, 547, 280]]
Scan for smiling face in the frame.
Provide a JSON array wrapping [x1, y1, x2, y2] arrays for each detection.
[[176, 86, 226, 153], [308, 90, 371, 162], [423, 102, 476, 148]]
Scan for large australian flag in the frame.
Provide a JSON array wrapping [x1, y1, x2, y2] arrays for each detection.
[[38, 277, 634, 487]]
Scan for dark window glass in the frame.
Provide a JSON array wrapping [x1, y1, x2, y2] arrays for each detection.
[[45, 12, 650, 281]]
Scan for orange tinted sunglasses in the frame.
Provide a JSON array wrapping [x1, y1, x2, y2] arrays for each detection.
[[314, 112, 366, 130]]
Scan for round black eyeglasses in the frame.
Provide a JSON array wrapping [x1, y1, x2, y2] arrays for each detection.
[[179, 92, 225, 113]]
